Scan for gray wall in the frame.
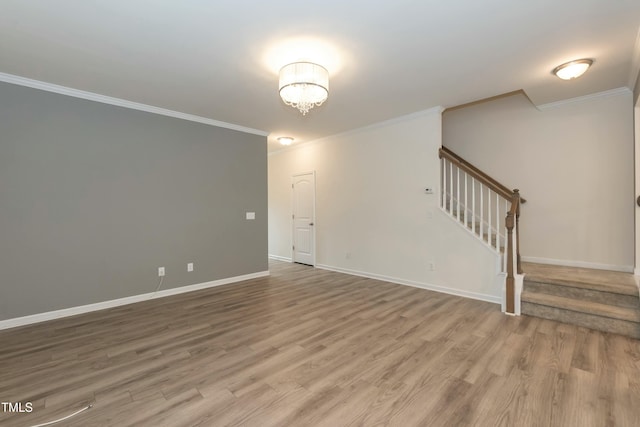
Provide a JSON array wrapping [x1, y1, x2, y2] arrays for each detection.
[[0, 82, 267, 320]]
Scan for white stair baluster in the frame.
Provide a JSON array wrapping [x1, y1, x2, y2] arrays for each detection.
[[496, 194, 500, 251], [441, 159, 446, 209], [456, 167, 460, 222], [471, 177, 476, 234], [479, 185, 484, 239], [503, 199, 508, 272], [449, 161, 453, 215], [487, 189, 492, 245], [463, 171, 468, 225]]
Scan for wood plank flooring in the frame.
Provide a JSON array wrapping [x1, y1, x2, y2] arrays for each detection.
[[1, 260, 639, 426]]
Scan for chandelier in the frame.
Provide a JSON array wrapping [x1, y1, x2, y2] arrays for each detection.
[[279, 62, 329, 115]]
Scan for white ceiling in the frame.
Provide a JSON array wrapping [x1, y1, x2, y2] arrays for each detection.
[[1, 1, 639, 152]]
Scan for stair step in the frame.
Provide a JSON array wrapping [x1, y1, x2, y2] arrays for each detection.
[[524, 280, 640, 308], [521, 263, 640, 338], [521, 301, 640, 339], [521, 291, 640, 323], [523, 262, 638, 296]]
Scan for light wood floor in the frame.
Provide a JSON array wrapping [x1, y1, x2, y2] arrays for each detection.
[[1, 261, 639, 426]]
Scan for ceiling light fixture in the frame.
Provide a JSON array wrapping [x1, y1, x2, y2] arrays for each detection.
[[277, 136, 294, 146], [279, 62, 329, 115], [552, 59, 593, 80]]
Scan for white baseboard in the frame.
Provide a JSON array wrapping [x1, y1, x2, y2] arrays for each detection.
[[521, 256, 634, 273], [316, 264, 501, 305], [268, 254, 292, 262], [0, 271, 270, 331]]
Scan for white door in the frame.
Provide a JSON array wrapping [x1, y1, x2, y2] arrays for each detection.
[[292, 172, 316, 266]]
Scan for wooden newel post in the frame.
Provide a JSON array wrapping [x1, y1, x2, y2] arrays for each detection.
[[505, 211, 515, 314], [513, 189, 522, 275]]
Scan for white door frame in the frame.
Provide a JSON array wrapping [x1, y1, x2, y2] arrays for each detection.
[[292, 171, 316, 266], [635, 97, 640, 275]]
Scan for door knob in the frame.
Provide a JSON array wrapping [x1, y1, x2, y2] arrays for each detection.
[[309, 222, 314, 226], [637, 196, 640, 207]]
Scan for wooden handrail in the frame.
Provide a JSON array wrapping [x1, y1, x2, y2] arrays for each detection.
[[439, 146, 526, 203]]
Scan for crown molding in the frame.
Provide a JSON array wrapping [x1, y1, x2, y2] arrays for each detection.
[[536, 87, 632, 111], [0, 72, 268, 137]]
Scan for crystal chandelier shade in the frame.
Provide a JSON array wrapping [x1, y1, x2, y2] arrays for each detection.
[[279, 62, 329, 115]]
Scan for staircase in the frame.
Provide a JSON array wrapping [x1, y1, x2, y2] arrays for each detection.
[[521, 263, 640, 338], [439, 146, 523, 314], [439, 147, 640, 337]]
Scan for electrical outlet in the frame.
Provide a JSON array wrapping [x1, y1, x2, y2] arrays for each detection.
[[187, 263, 194, 272], [158, 267, 165, 277]]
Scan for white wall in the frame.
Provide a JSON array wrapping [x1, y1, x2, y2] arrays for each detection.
[[269, 109, 502, 303], [444, 90, 634, 271], [634, 69, 640, 275], [635, 96, 640, 275]]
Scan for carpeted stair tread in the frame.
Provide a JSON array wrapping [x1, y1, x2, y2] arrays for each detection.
[[521, 302, 640, 339], [521, 290, 640, 323], [522, 262, 638, 296], [524, 280, 639, 308]]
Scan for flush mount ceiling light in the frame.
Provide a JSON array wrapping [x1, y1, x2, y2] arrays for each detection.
[[279, 62, 329, 115], [277, 136, 294, 146], [553, 59, 593, 80]]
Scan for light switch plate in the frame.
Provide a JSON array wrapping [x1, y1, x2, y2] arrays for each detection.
[[246, 212, 255, 220]]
